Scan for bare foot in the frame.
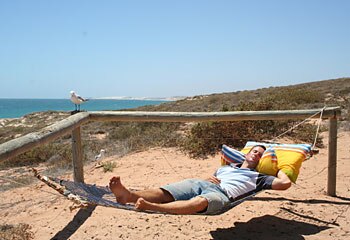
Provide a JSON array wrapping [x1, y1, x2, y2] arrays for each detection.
[[109, 176, 131, 204], [135, 198, 154, 211]]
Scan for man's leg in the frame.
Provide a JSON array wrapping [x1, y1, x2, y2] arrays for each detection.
[[109, 176, 174, 204], [135, 196, 208, 215]]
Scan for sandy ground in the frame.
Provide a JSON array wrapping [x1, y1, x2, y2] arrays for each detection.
[[0, 131, 349, 240]]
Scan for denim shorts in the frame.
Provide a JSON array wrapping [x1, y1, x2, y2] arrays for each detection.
[[161, 179, 231, 215]]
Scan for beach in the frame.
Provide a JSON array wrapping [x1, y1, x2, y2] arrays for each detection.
[[0, 131, 349, 240]]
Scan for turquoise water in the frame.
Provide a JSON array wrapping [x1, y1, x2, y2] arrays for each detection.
[[0, 99, 168, 118]]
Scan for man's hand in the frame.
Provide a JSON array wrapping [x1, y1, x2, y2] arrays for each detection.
[[207, 176, 221, 185]]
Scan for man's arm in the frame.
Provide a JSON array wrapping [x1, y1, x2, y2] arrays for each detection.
[[271, 170, 292, 190], [206, 175, 221, 185]]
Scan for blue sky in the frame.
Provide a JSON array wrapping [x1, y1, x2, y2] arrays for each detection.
[[1, 0, 349, 99]]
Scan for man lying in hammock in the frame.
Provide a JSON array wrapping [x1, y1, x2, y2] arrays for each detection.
[[109, 145, 291, 215]]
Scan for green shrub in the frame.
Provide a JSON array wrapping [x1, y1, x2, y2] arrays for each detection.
[[180, 94, 324, 158], [101, 161, 116, 172]]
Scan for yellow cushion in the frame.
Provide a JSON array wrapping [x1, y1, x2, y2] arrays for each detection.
[[256, 148, 278, 176], [241, 141, 311, 183]]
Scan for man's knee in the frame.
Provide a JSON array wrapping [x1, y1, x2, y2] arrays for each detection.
[[159, 188, 175, 202]]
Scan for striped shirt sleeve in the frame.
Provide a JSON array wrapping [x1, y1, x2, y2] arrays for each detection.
[[256, 174, 275, 191]]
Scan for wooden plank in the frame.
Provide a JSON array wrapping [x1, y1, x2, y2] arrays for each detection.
[[72, 127, 84, 183], [0, 112, 90, 162], [327, 116, 337, 196], [89, 107, 341, 122]]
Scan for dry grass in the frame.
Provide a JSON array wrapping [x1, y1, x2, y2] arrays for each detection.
[[0, 223, 34, 240]]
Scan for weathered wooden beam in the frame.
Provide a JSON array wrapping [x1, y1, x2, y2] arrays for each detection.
[[0, 112, 90, 162], [89, 107, 341, 122], [327, 116, 338, 196], [1, 107, 340, 163]]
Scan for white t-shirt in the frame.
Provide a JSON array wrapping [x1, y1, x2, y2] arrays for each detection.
[[215, 165, 274, 200]]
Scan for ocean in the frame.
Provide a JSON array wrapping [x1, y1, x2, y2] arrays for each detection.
[[0, 99, 169, 119]]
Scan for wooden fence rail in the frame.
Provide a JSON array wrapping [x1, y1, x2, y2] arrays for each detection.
[[0, 107, 341, 196]]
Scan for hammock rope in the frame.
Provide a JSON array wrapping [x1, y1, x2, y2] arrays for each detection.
[[271, 106, 325, 146], [311, 106, 326, 150]]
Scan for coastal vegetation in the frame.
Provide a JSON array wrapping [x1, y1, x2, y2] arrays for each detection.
[[0, 77, 349, 172]]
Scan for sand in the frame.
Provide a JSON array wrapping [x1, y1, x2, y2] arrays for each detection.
[[0, 131, 349, 240]]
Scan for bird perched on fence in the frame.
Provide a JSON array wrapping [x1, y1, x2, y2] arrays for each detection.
[[70, 91, 88, 111]]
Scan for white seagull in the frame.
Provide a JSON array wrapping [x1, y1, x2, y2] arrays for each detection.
[[94, 149, 106, 161], [70, 91, 88, 111]]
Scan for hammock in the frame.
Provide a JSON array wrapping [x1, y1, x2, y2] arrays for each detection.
[[31, 168, 258, 215], [30, 108, 324, 215]]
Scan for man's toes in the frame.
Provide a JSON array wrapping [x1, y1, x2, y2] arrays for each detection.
[[135, 198, 147, 209]]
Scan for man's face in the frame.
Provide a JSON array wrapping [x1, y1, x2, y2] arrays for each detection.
[[245, 146, 265, 168]]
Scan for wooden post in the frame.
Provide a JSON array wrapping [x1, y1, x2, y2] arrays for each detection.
[[72, 127, 84, 183], [327, 116, 337, 196]]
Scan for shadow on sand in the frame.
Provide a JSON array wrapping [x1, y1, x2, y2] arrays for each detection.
[[48, 194, 346, 239], [252, 195, 350, 206], [50, 205, 96, 240], [210, 214, 331, 240]]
